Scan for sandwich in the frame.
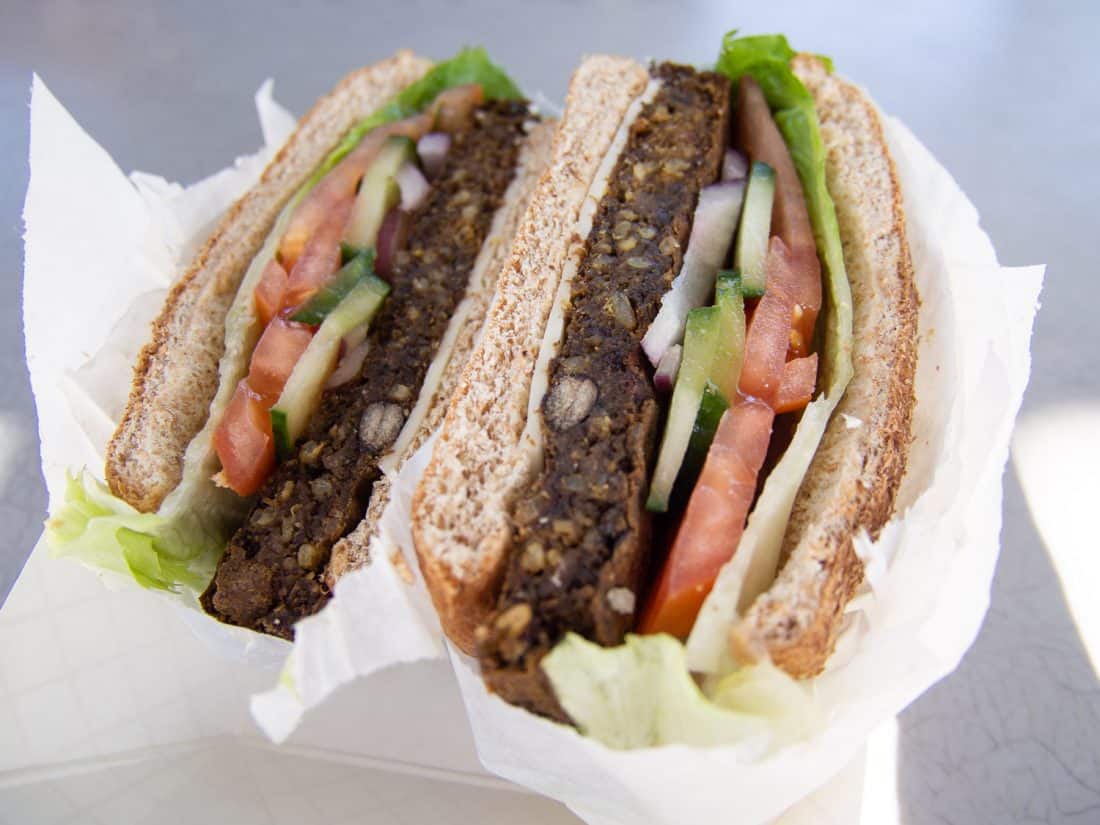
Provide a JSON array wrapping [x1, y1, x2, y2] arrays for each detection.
[[46, 48, 555, 640], [412, 32, 917, 724]]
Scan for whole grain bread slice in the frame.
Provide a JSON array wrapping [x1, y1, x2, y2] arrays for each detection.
[[730, 55, 918, 675], [412, 56, 649, 653], [326, 118, 558, 586], [105, 51, 433, 513]]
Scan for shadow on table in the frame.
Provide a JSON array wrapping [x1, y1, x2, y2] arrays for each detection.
[[895, 468, 1100, 824]]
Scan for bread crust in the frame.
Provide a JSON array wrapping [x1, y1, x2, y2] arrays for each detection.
[[731, 55, 918, 674], [412, 56, 650, 653], [105, 51, 432, 513]]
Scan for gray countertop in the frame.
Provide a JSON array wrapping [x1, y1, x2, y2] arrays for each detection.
[[3, 1, 1098, 822]]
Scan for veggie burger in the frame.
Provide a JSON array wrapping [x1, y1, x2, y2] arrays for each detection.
[[48, 49, 554, 639], [413, 33, 918, 723]]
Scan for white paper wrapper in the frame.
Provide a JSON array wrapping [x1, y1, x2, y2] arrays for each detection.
[[22, 76, 447, 744], [442, 114, 1043, 824], [22, 72, 1042, 824]]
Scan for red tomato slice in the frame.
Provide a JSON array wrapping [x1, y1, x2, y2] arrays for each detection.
[[278, 115, 432, 271], [283, 196, 354, 310], [254, 258, 289, 327], [638, 399, 775, 638], [774, 353, 819, 414], [279, 170, 354, 272], [738, 237, 796, 406], [248, 317, 314, 404], [787, 247, 821, 359], [213, 380, 275, 497], [737, 77, 821, 355]]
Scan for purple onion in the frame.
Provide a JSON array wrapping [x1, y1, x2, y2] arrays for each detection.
[[396, 162, 431, 212], [722, 148, 748, 182], [375, 208, 410, 277], [653, 344, 683, 393], [417, 132, 451, 180]]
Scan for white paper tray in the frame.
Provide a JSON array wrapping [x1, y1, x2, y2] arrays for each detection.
[[0, 539, 866, 824]]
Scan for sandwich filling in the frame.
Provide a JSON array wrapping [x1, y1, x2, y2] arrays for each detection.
[[203, 101, 533, 637], [476, 38, 861, 722], [478, 64, 731, 710]]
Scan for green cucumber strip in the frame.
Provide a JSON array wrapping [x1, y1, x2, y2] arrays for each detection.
[[733, 162, 775, 297], [271, 408, 292, 462], [290, 250, 380, 325], [344, 137, 416, 249], [673, 381, 730, 505], [270, 279, 390, 454], [340, 241, 369, 264], [647, 306, 723, 513], [712, 271, 747, 401]]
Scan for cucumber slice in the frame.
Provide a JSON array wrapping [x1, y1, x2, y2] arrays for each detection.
[[647, 306, 722, 513], [271, 408, 292, 462], [290, 249, 380, 325], [340, 241, 369, 264], [712, 270, 747, 401], [733, 162, 776, 297], [270, 278, 390, 457], [673, 381, 730, 504], [344, 136, 417, 249]]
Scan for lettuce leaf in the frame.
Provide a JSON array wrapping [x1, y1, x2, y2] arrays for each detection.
[[716, 31, 853, 396], [46, 471, 228, 595], [543, 633, 819, 749]]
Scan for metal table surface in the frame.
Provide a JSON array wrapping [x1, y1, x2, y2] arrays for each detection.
[[2, 2, 1097, 823]]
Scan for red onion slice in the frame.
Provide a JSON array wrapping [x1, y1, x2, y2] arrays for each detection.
[[375, 208, 410, 277], [722, 148, 748, 182], [417, 132, 451, 180], [641, 180, 747, 367], [653, 344, 683, 393], [326, 338, 372, 389], [396, 162, 431, 212]]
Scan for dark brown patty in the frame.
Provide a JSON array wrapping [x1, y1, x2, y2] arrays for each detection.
[[477, 64, 729, 717], [201, 101, 532, 638]]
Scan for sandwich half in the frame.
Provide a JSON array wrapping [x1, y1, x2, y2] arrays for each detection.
[[412, 34, 916, 720], [47, 48, 555, 641]]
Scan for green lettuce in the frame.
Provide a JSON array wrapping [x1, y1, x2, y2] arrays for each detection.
[[543, 634, 820, 749], [716, 31, 853, 395], [46, 471, 227, 595]]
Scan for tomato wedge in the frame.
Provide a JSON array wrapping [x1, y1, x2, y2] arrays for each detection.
[[638, 399, 775, 638], [213, 380, 276, 497], [737, 76, 821, 353], [774, 353, 819, 414], [248, 317, 314, 404], [738, 238, 796, 406], [254, 258, 289, 327], [278, 116, 433, 270], [283, 196, 354, 310]]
